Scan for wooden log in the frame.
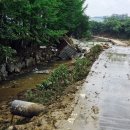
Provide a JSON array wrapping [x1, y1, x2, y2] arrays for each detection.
[[10, 100, 45, 118]]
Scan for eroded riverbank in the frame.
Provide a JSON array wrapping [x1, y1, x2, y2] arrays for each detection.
[[0, 39, 115, 130], [0, 61, 73, 103], [0, 42, 105, 130]]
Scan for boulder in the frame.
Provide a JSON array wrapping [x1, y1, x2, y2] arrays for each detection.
[[0, 64, 8, 79], [10, 100, 45, 118], [14, 63, 21, 73], [21, 61, 26, 69], [7, 63, 15, 73], [25, 57, 34, 67]]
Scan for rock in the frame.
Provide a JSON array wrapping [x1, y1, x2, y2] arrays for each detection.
[[10, 81, 19, 88], [7, 126, 14, 130], [91, 106, 99, 114], [4, 119, 10, 123], [10, 100, 45, 118], [0, 117, 3, 122], [7, 62, 23, 73], [0, 64, 8, 79], [34, 70, 50, 74], [102, 43, 109, 49], [40, 46, 47, 49], [25, 57, 34, 67], [40, 118, 47, 126], [14, 62, 23, 73], [21, 61, 26, 68], [7, 126, 16, 130], [7, 63, 15, 73]]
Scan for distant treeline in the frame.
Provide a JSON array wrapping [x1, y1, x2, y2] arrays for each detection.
[[90, 16, 130, 39], [0, 0, 89, 46]]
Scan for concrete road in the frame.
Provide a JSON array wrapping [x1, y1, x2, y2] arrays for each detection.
[[57, 45, 130, 130]]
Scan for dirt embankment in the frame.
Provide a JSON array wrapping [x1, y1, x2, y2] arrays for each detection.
[[1, 80, 84, 130], [93, 36, 128, 46], [0, 41, 106, 130]]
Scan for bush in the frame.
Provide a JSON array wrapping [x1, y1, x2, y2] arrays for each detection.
[[0, 45, 16, 64], [73, 58, 92, 81], [26, 64, 70, 104], [86, 45, 103, 61]]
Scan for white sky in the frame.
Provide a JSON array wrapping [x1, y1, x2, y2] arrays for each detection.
[[85, 0, 130, 17]]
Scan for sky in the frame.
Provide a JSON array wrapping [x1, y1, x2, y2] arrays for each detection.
[[85, 0, 130, 17]]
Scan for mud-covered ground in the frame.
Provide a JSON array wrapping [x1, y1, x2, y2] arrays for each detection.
[[1, 38, 129, 130], [55, 45, 130, 130], [9, 44, 129, 130], [0, 80, 84, 130]]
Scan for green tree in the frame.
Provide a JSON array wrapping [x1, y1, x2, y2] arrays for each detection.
[[90, 15, 130, 39], [0, 0, 89, 47]]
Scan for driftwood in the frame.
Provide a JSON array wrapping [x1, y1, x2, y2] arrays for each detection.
[[10, 100, 45, 118]]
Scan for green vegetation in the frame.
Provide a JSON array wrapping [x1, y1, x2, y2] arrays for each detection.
[[26, 64, 70, 104], [90, 16, 130, 39], [0, 0, 90, 65], [0, 0, 89, 46], [0, 45, 15, 64], [86, 44, 103, 61], [73, 58, 91, 81], [25, 45, 103, 104]]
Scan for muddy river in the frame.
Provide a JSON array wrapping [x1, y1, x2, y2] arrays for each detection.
[[0, 61, 71, 103]]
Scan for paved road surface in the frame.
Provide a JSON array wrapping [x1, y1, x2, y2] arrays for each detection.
[[57, 45, 130, 130]]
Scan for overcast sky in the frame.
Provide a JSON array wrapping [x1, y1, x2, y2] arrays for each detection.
[[85, 0, 130, 17]]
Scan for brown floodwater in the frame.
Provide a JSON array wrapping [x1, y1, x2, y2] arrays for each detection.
[[0, 61, 71, 103]]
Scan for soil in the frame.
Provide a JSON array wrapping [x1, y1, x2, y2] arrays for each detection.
[[0, 39, 108, 130], [0, 80, 85, 130]]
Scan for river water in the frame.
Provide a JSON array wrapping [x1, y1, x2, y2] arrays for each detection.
[[56, 45, 130, 130], [0, 41, 109, 103], [0, 61, 72, 103]]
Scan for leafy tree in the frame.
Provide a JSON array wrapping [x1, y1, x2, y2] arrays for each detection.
[[90, 15, 130, 39], [0, 45, 15, 64], [0, 0, 89, 47]]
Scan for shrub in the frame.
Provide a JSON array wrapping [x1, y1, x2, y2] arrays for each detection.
[[73, 58, 92, 81], [0, 45, 16, 64], [86, 45, 103, 61], [26, 64, 70, 104]]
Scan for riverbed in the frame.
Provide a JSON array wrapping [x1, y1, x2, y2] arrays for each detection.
[[0, 61, 72, 103]]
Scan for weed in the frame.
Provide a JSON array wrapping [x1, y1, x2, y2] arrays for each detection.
[[25, 45, 103, 104]]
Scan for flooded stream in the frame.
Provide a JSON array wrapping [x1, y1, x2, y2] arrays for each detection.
[[0, 41, 109, 103], [0, 61, 71, 103]]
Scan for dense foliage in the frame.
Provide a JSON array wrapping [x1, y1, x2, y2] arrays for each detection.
[[90, 16, 130, 39], [0, 0, 89, 46]]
